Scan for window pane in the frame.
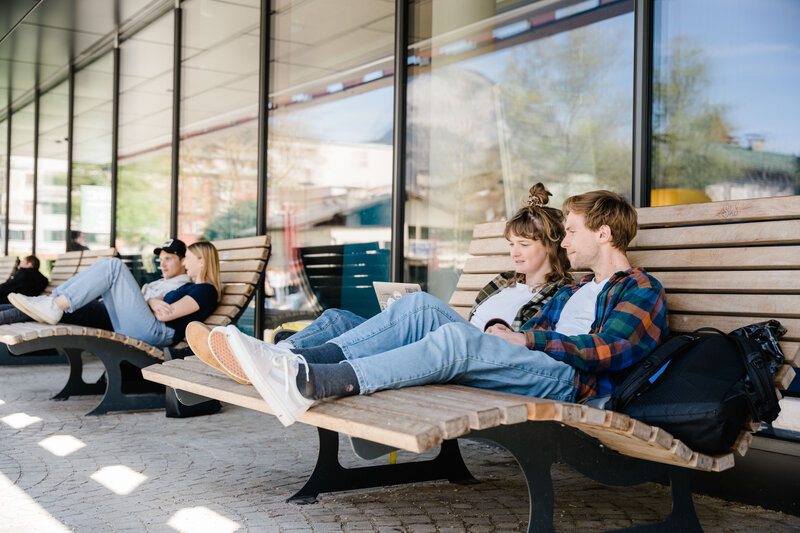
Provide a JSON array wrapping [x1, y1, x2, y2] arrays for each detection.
[[651, 0, 800, 205], [407, 0, 634, 299], [0, 119, 7, 247], [9, 102, 35, 255], [266, 0, 394, 322], [178, 0, 259, 245], [71, 53, 114, 250], [117, 12, 173, 255], [37, 81, 70, 259]]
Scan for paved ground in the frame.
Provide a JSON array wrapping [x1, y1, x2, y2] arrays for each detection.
[[1, 360, 799, 533]]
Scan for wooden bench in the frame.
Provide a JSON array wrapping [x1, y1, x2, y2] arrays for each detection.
[[0, 251, 85, 366], [0, 255, 19, 281], [0, 236, 271, 415], [142, 196, 798, 532]]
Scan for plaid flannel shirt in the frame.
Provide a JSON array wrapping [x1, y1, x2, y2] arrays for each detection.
[[520, 267, 668, 402], [468, 271, 569, 331]]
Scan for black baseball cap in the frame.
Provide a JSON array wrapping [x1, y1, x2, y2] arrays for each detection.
[[154, 238, 187, 258]]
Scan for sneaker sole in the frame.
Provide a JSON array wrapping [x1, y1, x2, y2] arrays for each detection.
[[225, 326, 299, 427], [8, 294, 60, 325], [207, 328, 251, 384]]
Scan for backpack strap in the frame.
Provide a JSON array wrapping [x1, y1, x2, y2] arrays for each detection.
[[729, 334, 781, 423]]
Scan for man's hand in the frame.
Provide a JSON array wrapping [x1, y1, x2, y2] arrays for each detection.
[[485, 323, 527, 346], [147, 298, 173, 321]]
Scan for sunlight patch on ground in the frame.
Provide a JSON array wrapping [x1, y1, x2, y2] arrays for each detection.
[[0, 398, 5, 405], [2, 412, 42, 429], [38, 435, 87, 457], [90, 465, 148, 495], [167, 506, 241, 533], [0, 471, 71, 532]]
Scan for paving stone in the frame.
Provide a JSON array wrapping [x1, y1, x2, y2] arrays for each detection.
[[1, 362, 799, 533]]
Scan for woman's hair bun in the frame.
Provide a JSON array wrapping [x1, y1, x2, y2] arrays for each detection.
[[528, 182, 552, 207]]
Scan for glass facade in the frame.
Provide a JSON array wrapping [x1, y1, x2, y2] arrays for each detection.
[[266, 0, 395, 320], [71, 52, 114, 251], [406, 0, 634, 298], [651, 0, 800, 205], [36, 81, 70, 261], [177, 0, 259, 245], [8, 102, 35, 255], [117, 12, 174, 256], [0, 0, 795, 325]]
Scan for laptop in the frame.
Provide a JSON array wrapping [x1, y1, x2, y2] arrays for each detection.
[[372, 281, 422, 311]]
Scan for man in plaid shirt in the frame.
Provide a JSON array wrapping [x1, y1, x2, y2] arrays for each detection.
[[213, 189, 668, 426]]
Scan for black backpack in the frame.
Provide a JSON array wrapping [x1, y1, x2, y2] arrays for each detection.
[[606, 322, 785, 453]]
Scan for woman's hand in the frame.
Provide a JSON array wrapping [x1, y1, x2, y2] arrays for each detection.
[[485, 323, 527, 346], [148, 298, 172, 320], [152, 295, 201, 322]]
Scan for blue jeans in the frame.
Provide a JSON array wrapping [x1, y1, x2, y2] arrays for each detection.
[[53, 258, 175, 346], [293, 292, 576, 401]]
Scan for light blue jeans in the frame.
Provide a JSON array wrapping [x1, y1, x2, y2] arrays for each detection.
[[289, 292, 576, 401], [53, 257, 175, 347]]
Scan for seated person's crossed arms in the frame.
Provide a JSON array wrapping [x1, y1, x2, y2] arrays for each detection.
[[0, 255, 48, 304], [8, 240, 221, 347], [193, 187, 668, 427]]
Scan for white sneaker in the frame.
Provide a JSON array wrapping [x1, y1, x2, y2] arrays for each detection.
[[8, 293, 63, 325], [224, 325, 313, 427]]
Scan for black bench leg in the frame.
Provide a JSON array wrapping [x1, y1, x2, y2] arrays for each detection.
[[51, 349, 107, 400], [288, 428, 477, 504], [85, 355, 165, 416]]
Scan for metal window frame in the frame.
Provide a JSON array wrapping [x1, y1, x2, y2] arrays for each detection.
[[170, 1, 182, 238], [65, 65, 75, 251], [254, 0, 271, 339], [110, 40, 120, 247], [391, 0, 409, 282], [3, 103, 10, 255], [32, 88, 39, 253], [632, 0, 653, 208]]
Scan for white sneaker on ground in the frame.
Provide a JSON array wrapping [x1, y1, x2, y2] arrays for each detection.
[[8, 293, 64, 325], [224, 325, 313, 427]]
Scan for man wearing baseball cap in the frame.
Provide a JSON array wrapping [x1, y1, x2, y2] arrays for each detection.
[[0, 239, 191, 327]]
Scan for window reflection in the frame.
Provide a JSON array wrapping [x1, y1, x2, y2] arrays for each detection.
[[266, 0, 394, 323], [9, 103, 35, 255], [407, 0, 634, 299], [178, 0, 259, 244], [71, 53, 114, 250], [117, 12, 173, 256], [0, 120, 7, 247], [37, 81, 70, 260], [651, 0, 800, 205]]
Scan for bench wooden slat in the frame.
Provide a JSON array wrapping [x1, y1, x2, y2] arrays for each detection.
[[222, 284, 252, 295], [463, 256, 514, 274], [219, 260, 265, 273], [637, 195, 800, 227], [145, 358, 443, 454], [211, 235, 270, 251], [651, 270, 800, 292], [217, 248, 269, 261], [219, 294, 248, 307], [631, 220, 800, 249], [221, 271, 260, 284], [668, 314, 800, 343], [472, 221, 505, 238], [666, 293, 800, 317], [629, 247, 800, 270]]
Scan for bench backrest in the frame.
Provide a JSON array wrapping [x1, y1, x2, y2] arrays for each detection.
[[0, 256, 19, 281], [43, 251, 83, 294], [77, 248, 118, 272], [204, 235, 271, 327]]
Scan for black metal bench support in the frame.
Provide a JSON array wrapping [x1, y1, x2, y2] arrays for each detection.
[[9, 336, 165, 415], [287, 427, 477, 504], [0, 342, 66, 365], [469, 421, 702, 533]]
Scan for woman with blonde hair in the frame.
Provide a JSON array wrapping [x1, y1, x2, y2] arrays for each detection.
[[9, 241, 221, 347]]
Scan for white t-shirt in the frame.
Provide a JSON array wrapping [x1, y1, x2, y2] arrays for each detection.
[[469, 283, 535, 331], [141, 274, 192, 301], [554, 277, 610, 336]]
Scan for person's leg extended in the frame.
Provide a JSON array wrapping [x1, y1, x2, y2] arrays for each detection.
[[283, 308, 366, 349], [302, 292, 468, 361], [58, 258, 172, 345], [341, 321, 576, 401]]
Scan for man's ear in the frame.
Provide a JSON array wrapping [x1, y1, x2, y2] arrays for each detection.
[[597, 224, 613, 244]]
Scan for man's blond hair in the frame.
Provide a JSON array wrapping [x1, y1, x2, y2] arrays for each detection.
[[562, 190, 637, 251]]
